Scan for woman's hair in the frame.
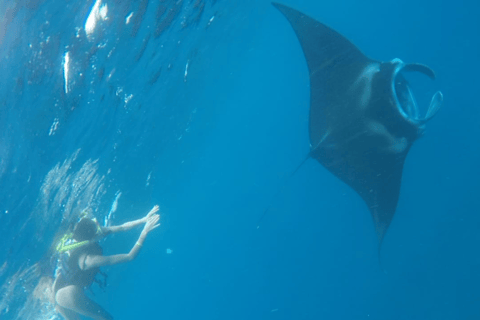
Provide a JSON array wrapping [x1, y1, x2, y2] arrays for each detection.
[[73, 218, 98, 241]]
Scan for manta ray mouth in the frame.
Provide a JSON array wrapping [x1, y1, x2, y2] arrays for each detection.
[[392, 61, 443, 124]]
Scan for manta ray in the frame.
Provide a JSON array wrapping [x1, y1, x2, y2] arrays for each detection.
[[272, 3, 443, 246]]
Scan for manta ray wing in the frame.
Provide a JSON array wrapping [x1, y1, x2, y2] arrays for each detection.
[[273, 2, 373, 149]]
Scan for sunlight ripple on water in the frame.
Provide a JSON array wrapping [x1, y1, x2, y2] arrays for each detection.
[[85, 0, 109, 39]]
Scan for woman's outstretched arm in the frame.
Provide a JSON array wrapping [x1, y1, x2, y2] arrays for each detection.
[[82, 213, 160, 270], [101, 205, 159, 236]]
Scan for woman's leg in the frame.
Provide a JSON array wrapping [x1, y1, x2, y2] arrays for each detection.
[[55, 304, 81, 320], [56, 285, 113, 320], [53, 275, 80, 320]]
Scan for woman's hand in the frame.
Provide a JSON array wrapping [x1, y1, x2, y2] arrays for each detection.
[[142, 205, 160, 223], [142, 213, 160, 235]]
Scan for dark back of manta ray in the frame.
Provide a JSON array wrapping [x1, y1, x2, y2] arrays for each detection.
[[272, 2, 443, 250]]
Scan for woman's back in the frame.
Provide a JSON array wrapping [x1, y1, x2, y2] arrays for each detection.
[[64, 242, 102, 288]]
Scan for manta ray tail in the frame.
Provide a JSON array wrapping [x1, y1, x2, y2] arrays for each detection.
[[257, 155, 310, 228]]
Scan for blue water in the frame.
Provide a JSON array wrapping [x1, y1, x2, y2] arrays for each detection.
[[1, 0, 479, 319]]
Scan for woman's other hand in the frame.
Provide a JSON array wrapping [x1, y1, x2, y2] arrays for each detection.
[[142, 205, 160, 223], [142, 213, 160, 235]]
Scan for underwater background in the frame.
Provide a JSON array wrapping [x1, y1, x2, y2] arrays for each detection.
[[0, 0, 479, 319]]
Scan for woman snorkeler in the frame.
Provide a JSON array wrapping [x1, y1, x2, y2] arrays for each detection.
[[52, 205, 160, 320]]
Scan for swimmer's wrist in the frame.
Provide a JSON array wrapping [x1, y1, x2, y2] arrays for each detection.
[[138, 233, 147, 244]]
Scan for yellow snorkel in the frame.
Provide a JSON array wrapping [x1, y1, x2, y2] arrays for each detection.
[[56, 235, 91, 253]]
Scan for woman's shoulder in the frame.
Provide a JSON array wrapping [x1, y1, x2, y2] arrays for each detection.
[[86, 242, 103, 255], [71, 242, 103, 258], [75, 243, 103, 270]]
